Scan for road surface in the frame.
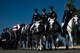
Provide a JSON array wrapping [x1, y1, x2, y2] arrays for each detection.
[[0, 46, 80, 53]]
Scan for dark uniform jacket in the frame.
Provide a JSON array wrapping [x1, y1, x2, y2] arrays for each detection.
[[62, 9, 75, 32], [62, 9, 75, 23], [41, 14, 48, 24], [48, 11, 57, 20], [32, 13, 41, 24]]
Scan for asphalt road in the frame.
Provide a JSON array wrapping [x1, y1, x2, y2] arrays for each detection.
[[0, 49, 80, 53], [0, 46, 80, 53]]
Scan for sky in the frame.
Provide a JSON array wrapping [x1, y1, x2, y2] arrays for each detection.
[[0, 0, 80, 34]]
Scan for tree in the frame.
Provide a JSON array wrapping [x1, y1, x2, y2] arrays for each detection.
[[77, 10, 80, 14], [65, 0, 76, 10], [65, 0, 80, 14]]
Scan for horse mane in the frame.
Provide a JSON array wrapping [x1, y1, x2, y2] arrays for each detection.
[[67, 17, 75, 28]]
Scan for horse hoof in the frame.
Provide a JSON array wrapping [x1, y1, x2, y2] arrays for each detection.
[[33, 48, 36, 50], [66, 46, 69, 50], [38, 48, 42, 51], [66, 47, 68, 50], [49, 48, 52, 50], [72, 48, 75, 50], [55, 48, 57, 50]]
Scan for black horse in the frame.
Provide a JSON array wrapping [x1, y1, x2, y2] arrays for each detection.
[[46, 18, 61, 50]]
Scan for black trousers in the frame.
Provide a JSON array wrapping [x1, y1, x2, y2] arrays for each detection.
[[62, 20, 70, 37]]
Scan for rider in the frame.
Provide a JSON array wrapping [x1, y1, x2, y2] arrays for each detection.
[[31, 8, 41, 24], [47, 5, 60, 32], [41, 8, 48, 25], [41, 8, 48, 32], [62, 4, 76, 33], [41, 8, 48, 50], [48, 5, 57, 21]]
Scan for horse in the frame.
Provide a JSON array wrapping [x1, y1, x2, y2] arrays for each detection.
[[21, 24, 31, 49], [46, 17, 61, 50], [61, 14, 79, 49], [30, 20, 44, 50]]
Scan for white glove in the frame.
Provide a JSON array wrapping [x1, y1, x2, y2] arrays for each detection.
[[61, 23, 64, 27]]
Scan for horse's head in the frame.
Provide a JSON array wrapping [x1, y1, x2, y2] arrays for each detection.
[[73, 14, 78, 26], [25, 24, 30, 31], [34, 21, 40, 32], [21, 24, 30, 35], [48, 18, 55, 30], [30, 21, 41, 33]]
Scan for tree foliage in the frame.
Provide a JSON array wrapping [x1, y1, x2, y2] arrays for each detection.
[[77, 10, 80, 14], [65, 0, 80, 14], [65, 0, 76, 9]]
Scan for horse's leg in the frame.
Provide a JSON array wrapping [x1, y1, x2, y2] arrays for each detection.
[[37, 34, 40, 50], [68, 32, 74, 49], [39, 38, 42, 50], [73, 29, 77, 48], [52, 39, 55, 50], [49, 35, 52, 50], [24, 38, 26, 49], [52, 35, 55, 50], [48, 37, 50, 49], [65, 35, 69, 50], [34, 35, 37, 50], [54, 38, 57, 50], [32, 35, 36, 50], [46, 35, 49, 50], [50, 35, 52, 50], [28, 35, 31, 49], [38, 35, 43, 51], [63, 32, 69, 50], [47, 35, 50, 50], [42, 34, 46, 50], [61, 25, 69, 49], [48, 35, 52, 50], [55, 33, 61, 49], [34, 34, 38, 50], [28, 35, 31, 50], [44, 35, 47, 50], [26, 36, 28, 49], [37, 34, 42, 51], [54, 34, 58, 50], [20, 38, 22, 49]]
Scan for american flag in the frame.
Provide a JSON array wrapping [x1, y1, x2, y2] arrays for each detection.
[[12, 24, 20, 31]]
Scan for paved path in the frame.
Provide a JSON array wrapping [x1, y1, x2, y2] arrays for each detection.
[[0, 49, 80, 53], [0, 46, 80, 53]]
